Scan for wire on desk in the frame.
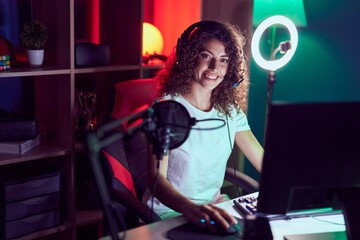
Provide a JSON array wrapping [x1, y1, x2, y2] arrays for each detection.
[[311, 216, 345, 226]]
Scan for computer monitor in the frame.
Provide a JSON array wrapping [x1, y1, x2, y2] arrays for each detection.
[[257, 101, 360, 216]]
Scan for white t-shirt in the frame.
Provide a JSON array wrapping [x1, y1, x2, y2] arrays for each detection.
[[143, 95, 250, 215]]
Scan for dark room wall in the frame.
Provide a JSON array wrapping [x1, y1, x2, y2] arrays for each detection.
[[246, 0, 360, 178], [0, 0, 34, 117]]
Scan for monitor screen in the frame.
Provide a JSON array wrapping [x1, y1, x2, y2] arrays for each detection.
[[257, 101, 360, 215]]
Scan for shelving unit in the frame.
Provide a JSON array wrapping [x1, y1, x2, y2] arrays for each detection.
[[0, 0, 148, 239], [0, 0, 250, 239]]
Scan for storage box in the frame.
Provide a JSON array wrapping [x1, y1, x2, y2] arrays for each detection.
[[6, 192, 60, 221], [5, 172, 60, 202], [1, 172, 61, 239], [5, 210, 60, 239]]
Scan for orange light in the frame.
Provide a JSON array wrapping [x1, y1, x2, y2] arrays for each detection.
[[142, 22, 164, 56]]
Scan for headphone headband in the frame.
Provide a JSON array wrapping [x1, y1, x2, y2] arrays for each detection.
[[176, 20, 224, 57]]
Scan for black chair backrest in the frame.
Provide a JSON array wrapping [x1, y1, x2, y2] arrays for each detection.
[[99, 78, 160, 229]]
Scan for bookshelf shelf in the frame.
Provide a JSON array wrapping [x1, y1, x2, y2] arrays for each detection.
[[0, 68, 71, 78], [0, 143, 70, 166]]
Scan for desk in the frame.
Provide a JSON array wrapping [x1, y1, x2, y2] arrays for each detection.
[[100, 197, 346, 240]]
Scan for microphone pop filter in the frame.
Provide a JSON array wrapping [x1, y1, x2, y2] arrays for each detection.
[[144, 100, 195, 150]]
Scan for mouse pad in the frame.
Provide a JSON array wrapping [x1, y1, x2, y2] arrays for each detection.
[[166, 218, 243, 240]]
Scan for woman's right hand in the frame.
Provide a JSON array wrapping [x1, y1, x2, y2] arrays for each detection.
[[181, 202, 238, 232]]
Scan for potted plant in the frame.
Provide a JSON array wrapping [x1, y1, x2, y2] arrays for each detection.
[[19, 20, 48, 66]]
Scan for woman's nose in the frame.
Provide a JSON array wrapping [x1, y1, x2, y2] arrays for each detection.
[[208, 58, 217, 69]]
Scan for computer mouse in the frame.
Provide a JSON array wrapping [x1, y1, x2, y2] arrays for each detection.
[[210, 220, 240, 236], [220, 224, 238, 235]]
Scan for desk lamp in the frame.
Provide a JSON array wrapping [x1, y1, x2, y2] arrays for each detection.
[[142, 22, 167, 64]]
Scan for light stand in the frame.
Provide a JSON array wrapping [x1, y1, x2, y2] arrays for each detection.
[[266, 40, 292, 122], [246, 15, 298, 239], [251, 15, 298, 141], [267, 71, 276, 121]]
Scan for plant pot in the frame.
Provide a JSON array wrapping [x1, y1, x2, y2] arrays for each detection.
[[27, 49, 44, 66]]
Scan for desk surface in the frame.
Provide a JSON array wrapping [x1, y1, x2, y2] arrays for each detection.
[[100, 195, 346, 240]]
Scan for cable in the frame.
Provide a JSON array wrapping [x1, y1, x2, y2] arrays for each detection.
[[226, 115, 241, 198], [311, 216, 345, 226], [164, 118, 226, 131], [192, 118, 226, 130], [150, 158, 161, 222]]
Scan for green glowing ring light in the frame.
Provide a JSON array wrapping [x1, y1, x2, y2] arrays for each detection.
[[251, 15, 298, 72]]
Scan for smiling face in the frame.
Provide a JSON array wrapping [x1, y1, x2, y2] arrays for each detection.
[[193, 38, 229, 91]]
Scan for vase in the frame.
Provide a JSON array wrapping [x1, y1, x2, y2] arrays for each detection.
[[27, 49, 44, 66]]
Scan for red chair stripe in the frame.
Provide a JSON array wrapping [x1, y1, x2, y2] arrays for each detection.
[[102, 150, 137, 197]]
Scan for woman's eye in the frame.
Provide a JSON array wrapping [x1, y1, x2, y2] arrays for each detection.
[[220, 58, 229, 63], [199, 53, 211, 59]]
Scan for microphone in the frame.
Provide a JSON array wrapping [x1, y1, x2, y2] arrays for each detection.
[[143, 100, 226, 160], [97, 100, 226, 160]]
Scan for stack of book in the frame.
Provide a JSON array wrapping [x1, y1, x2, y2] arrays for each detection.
[[0, 132, 46, 155], [0, 55, 10, 71]]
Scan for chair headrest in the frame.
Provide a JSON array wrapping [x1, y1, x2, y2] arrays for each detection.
[[111, 78, 157, 120]]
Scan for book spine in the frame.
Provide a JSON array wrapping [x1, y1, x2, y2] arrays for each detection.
[[19, 136, 40, 154], [0, 132, 45, 155]]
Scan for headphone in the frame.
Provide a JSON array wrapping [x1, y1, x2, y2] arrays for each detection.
[[176, 20, 243, 88], [176, 20, 223, 57]]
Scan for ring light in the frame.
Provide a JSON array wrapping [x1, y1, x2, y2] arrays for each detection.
[[251, 15, 298, 71]]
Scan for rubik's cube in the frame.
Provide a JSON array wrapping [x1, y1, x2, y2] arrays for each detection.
[[0, 55, 10, 71]]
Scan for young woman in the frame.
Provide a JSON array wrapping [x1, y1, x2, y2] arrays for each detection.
[[143, 20, 264, 232]]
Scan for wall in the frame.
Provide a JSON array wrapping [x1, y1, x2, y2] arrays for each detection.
[[246, 0, 360, 179], [144, 0, 201, 56], [0, 0, 34, 117]]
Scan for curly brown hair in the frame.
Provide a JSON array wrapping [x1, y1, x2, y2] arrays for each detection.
[[155, 21, 249, 117]]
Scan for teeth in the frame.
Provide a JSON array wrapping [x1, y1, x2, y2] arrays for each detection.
[[205, 74, 217, 80]]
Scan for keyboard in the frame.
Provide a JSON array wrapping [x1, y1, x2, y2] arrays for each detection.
[[233, 194, 258, 217], [233, 192, 341, 220]]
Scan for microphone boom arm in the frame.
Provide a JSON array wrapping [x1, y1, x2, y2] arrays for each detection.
[[86, 106, 153, 240]]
